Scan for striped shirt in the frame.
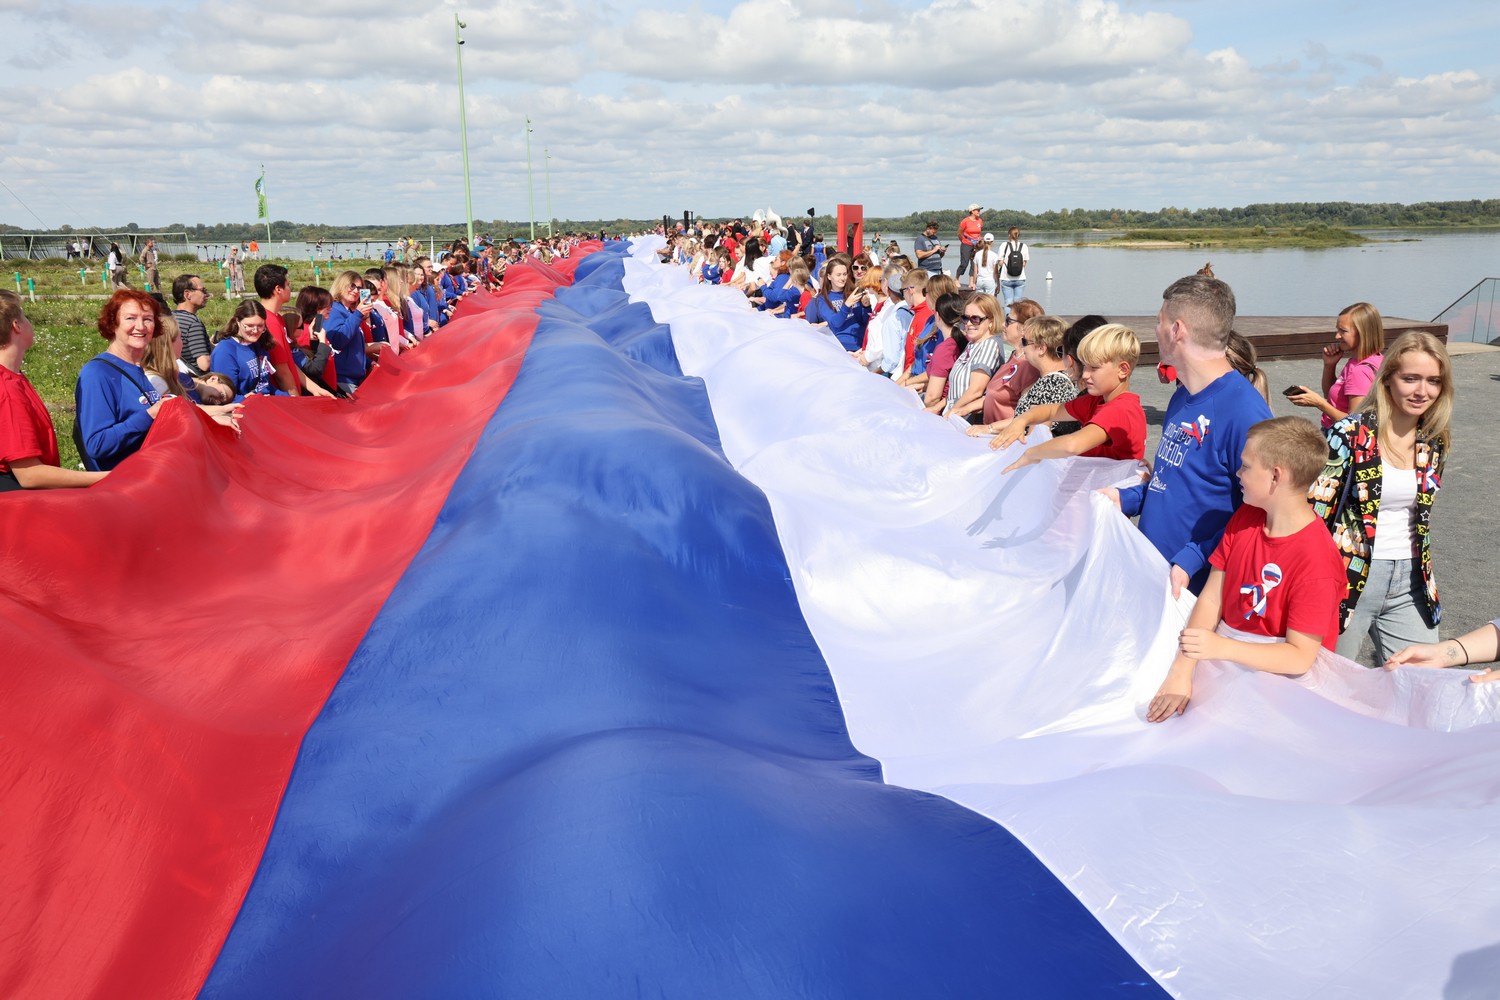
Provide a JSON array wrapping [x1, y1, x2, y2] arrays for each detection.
[[945, 336, 1002, 413]]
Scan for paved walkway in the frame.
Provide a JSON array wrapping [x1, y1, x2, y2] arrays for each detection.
[[1130, 344, 1497, 659]]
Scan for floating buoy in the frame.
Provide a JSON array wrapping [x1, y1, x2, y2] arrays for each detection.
[[1045, 271, 1053, 281]]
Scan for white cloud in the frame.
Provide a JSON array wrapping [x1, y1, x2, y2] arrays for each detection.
[[0, 0, 1496, 226], [601, 0, 1193, 86]]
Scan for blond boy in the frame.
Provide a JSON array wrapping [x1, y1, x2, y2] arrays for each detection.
[[997, 323, 1146, 473]]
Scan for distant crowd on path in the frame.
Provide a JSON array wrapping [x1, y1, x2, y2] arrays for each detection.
[[659, 208, 1032, 305], [72, 231, 586, 292], [647, 212, 1493, 702]]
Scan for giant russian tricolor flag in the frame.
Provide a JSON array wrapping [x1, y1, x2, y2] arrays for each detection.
[[3, 239, 1498, 999]]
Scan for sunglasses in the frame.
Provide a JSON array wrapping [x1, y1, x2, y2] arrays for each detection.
[[960, 314, 987, 325], [852, 265, 868, 272], [1019, 336, 1032, 347]]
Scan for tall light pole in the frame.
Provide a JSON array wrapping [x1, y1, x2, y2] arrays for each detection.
[[544, 147, 553, 237], [525, 117, 536, 241], [454, 15, 474, 246]]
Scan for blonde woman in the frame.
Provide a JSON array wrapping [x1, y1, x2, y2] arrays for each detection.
[[326, 270, 375, 392], [943, 293, 1005, 423], [1310, 332, 1453, 664], [385, 267, 423, 344], [144, 313, 224, 403]]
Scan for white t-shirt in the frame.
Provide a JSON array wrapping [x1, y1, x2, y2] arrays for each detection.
[[971, 245, 1000, 287], [1000, 240, 1029, 282], [1372, 462, 1418, 560], [751, 256, 774, 286]]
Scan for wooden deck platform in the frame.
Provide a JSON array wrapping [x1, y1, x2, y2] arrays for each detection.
[[1063, 316, 1447, 365]]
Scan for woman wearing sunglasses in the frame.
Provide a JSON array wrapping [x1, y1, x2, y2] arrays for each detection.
[[942, 293, 1005, 423], [979, 299, 1045, 426], [969, 315, 1076, 439]]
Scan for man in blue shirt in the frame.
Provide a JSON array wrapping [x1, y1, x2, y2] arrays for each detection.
[[1107, 275, 1273, 597]]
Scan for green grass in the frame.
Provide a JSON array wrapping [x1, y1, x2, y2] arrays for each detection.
[[11, 257, 384, 468], [1097, 225, 1367, 249]]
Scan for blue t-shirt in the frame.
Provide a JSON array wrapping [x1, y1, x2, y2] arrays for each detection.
[[324, 303, 370, 385], [1119, 369, 1272, 594], [804, 292, 870, 352], [74, 352, 161, 471], [210, 339, 280, 400]]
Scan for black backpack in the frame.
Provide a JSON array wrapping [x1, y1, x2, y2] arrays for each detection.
[[1005, 241, 1025, 277]]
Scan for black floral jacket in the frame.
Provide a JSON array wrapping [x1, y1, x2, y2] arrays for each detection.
[[1308, 413, 1444, 630]]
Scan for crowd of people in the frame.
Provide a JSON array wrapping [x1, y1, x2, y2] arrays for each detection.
[[0, 235, 573, 484], [648, 215, 1490, 699], [3, 218, 1492, 703]]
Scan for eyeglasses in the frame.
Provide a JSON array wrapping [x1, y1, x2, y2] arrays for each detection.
[[961, 314, 987, 325], [1005, 318, 1020, 326], [1019, 336, 1032, 347]]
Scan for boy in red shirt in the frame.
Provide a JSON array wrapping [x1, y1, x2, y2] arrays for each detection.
[[997, 323, 1146, 473], [1148, 416, 1347, 722], [0, 291, 107, 489]]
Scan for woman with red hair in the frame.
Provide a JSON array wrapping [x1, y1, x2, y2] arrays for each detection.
[[75, 289, 170, 471], [75, 289, 241, 471]]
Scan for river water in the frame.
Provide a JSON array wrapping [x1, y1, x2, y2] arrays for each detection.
[[864, 228, 1500, 323], [17, 226, 1497, 325]]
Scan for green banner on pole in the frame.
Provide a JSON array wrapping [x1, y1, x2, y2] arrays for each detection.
[[255, 168, 268, 221]]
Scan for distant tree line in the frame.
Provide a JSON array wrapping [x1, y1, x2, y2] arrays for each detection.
[[5, 200, 1499, 241], [870, 200, 1500, 233]]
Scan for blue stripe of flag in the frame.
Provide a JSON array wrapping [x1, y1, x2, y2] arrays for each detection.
[[201, 244, 1163, 999]]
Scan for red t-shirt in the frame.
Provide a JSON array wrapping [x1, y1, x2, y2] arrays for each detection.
[[904, 304, 933, 371], [1062, 391, 1146, 460], [959, 216, 983, 246], [982, 355, 1040, 425], [927, 337, 961, 382], [797, 290, 813, 317], [262, 309, 299, 395], [0, 365, 60, 473], [1209, 504, 1347, 649]]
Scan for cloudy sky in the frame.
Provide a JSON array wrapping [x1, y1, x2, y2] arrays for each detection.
[[0, 0, 1496, 229]]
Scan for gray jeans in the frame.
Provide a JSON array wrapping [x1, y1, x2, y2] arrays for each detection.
[[1336, 557, 1436, 665]]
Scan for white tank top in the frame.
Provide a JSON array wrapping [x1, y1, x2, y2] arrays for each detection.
[[1371, 462, 1418, 560]]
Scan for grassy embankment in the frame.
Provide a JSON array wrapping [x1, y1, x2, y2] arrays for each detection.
[[1087, 225, 1367, 249], [7, 257, 381, 469]]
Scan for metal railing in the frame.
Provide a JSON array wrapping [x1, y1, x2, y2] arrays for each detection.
[[1434, 278, 1500, 344], [0, 234, 427, 262], [0, 232, 189, 261]]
